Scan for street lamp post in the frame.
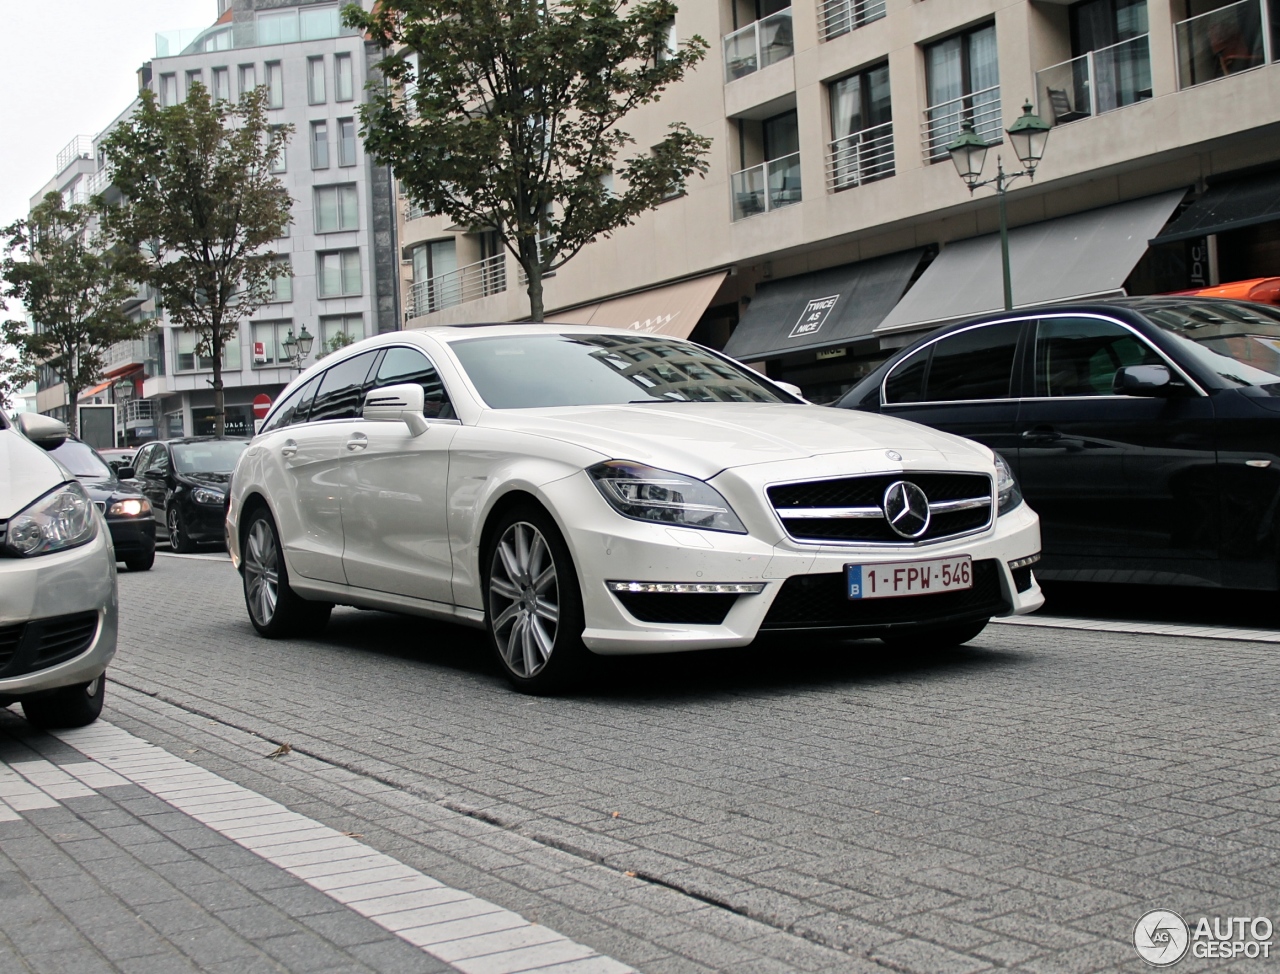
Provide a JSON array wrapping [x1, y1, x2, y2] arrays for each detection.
[[946, 101, 1052, 311], [280, 325, 314, 371]]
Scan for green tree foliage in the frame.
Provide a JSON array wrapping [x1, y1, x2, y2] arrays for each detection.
[[344, 0, 711, 321], [1, 194, 147, 433], [0, 323, 38, 415], [100, 84, 293, 437]]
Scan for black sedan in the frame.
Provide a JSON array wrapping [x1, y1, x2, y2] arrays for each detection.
[[127, 437, 249, 553], [47, 436, 157, 572], [836, 296, 1280, 591]]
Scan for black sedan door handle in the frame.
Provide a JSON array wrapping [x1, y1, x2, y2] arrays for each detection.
[[1021, 427, 1062, 443]]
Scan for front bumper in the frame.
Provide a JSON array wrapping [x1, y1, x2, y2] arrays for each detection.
[[107, 516, 156, 559], [180, 499, 229, 543], [0, 525, 118, 696], [542, 473, 1043, 655]]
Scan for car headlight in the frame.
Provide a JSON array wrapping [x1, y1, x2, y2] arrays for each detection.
[[588, 461, 747, 534], [3, 482, 98, 557], [107, 497, 151, 518], [192, 487, 226, 506], [995, 453, 1022, 515]]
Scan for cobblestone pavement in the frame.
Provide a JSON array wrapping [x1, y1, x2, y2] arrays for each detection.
[[5, 552, 1280, 973]]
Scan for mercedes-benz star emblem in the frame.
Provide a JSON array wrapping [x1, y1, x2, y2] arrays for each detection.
[[885, 450, 902, 462], [882, 480, 931, 539]]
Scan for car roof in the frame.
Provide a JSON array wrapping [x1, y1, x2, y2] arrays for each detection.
[[152, 436, 250, 444], [949, 295, 1274, 329]]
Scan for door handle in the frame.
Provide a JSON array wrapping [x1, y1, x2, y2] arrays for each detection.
[[280, 439, 297, 458], [345, 433, 368, 452], [1021, 427, 1061, 443]]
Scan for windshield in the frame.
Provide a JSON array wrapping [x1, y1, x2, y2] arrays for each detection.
[[172, 440, 248, 474], [49, 440, 113, 480], [450, 333, 792, 408], [1142, 300, 1280, 392]]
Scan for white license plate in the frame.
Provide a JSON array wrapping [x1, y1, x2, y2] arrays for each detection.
[[847, 555, 973, 600]]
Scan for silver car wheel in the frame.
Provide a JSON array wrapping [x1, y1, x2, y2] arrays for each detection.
[[244, 518, 280, 627], [167, 508, 181, 548], [488, 521, 560, 679]]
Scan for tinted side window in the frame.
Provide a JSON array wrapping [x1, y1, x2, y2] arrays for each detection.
[[924, 322, 1021, 402], [132, 445, 153, 476], [150, 447, 171, 474], [883, 348, 929, 404], [308, 351, 379, 422], [374, 347, 456, 420], [1035, 317, 1164, 397], [262, 375, 321, 433]]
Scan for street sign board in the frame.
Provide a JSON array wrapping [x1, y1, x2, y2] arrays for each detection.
[[252, 394, 273, 419]]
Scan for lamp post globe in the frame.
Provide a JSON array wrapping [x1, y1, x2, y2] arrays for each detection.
[[1007, 100, 1051, 175], [297, 325, 314, 359], [947, 122, 989, 191]]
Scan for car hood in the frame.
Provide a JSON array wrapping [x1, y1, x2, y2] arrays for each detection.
[[180, 472, 232, 488], [478, 403, 990, 478], [0, 428, 71, 519]]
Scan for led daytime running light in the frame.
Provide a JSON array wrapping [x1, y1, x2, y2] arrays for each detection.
[[1008, 553, 1041, 570], [607, 581, 766, 594]]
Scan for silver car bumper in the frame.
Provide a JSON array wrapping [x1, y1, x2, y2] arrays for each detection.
[[0, 526, 118, 697]]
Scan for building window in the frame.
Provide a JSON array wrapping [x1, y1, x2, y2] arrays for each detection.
[[657, 18, 677, 62], [338, 118, 357, 167], [828, 62, 894, 190], [255, 5, 343, 44], [317, 250, 361, 297], [159, 74, 178, 107], [266, 62, 284, 108], [319, 314, 365, 352], [267, 257, 292, 302], [251, 320, 293, 367], [311, 121, 330, 169], [268, 126, 287, 173], [211, 66, 231, 102], [175, 329, 240, 372], [186, 69, 203, 96], [315, 184, 358, 232], [308, 56, 326, 104], [730, 110, 802, 220], [239, 63, 257, 97], [924, 22, 1000, 162], [335, 53, 355, 101], [257, 9, 300, 44], [819, 0, 887, 42], [410, 239, 460, 315]]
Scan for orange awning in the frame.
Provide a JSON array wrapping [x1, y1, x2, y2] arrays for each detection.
[[550, 272, 728, 338], [79, 380, 112, 401], [1170, 277, 1280, 305]]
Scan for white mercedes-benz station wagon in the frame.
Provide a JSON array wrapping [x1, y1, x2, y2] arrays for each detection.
[[226, 325, 1043, 692]]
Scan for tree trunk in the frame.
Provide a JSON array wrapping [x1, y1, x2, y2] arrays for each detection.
[[521, 238, 545, 323], [65, 381, 80, 436], [211, 327, 225, 439]]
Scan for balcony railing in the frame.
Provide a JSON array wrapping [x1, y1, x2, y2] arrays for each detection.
[[56, 136, 94, 175], [84, 167, 111, 198], [1175, 0, 1274, 89], [122, 399, 155, 426], [1036, 35, 1152, 126], [723, 9, 793, 82], [921, 85, 1002, 163], [731, 151, 802, 221], [409, 253, 507, 318], [826, 120, 894, 191], [818, 0, 886, 42]]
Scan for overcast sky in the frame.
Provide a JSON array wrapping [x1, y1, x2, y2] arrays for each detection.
[[0, 0, 217, 230]]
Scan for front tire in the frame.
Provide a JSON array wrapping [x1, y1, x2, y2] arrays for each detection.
[[881, 619, 989, 653], [483, 505, 588, 694], [242, 508, 331, 638], [22, 674, 106, 728], [125, 549, 156, 572], [168, 506, 197, 553]]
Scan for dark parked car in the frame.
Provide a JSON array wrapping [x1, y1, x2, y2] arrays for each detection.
[[836, 297, 1280, 591], [46, 435, 157, 572], [127, 437, 249, 553]]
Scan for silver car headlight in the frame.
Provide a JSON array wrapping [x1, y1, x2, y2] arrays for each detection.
[[192, 487, 226, 506], [588, 461, 747, 534], [3, 482, 98, 557], [995, 453, 1023, 515]]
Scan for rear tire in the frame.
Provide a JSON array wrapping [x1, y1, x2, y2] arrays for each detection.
[[483, 504, 589, 695], [124, 549, 155, 572], [168, 506, 197, 554], [241, 507, 331, 638], [881, 619, 989, 653], [22, 674, 106, 728]]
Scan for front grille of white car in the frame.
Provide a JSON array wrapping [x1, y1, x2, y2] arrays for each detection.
[[768, 472, 994, 546]]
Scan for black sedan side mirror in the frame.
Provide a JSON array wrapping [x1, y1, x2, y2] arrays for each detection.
[[1113, 364, 1173, 397], [116, 466, 136, 480]]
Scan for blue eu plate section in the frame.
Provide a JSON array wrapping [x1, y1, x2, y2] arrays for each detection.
[[847, 564, 864, 600]]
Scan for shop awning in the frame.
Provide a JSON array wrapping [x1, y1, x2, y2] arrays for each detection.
[[550, 271, 729, 338], [78, 380, 112, 401], [1151, 168, 1280, 245], [722, 249, 924, 361], [876, 190, 1187, 335]]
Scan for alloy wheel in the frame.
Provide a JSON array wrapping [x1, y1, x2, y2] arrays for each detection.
[[488, 521, 560, 678], [243, 518, 280, 627], [167, 508, 181, 549]]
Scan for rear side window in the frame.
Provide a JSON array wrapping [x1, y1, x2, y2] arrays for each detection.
[[261, 375, 320, 433], [1034, 317, 1164, 397], [924, 322, 1022, 402], [373, 347, 456, 420], [308, 351, 380, 422]]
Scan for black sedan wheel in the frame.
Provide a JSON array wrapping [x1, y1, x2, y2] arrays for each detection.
[[168, 506, 197, 554]]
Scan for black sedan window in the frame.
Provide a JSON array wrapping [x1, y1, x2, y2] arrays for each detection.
[[1034, 318, 1163, 397], [1143, 301, 1280, 391]]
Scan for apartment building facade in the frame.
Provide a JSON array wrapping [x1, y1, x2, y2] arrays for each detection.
[[32, 0, 395, 442], [399, 0, 1280, 401]]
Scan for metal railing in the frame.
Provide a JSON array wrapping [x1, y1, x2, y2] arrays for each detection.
[[723, 9, 794, 82], [106, 339, 149, 370], [56, 136, 94, 175], [1036, 35, 1152, 126], [818, 0, 886, 42], [409, 253, 507, 317], [731, 151, 802, 221], [826, 120, 894, 191], [1175, 0, 1273, 89], [123, 400, 155, 425], [84, 167, 111, 198], [921, 85, 1002, 162], [405, 199, 430, 221]]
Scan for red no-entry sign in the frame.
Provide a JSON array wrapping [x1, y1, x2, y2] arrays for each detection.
[[252, 393, 273, 419]]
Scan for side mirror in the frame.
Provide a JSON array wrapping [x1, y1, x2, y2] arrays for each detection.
[[116, 466, 136, 480], [1113, 364, 1173, 397], [16, 413, 69, 451], [363, 383, 428, 436], [774, 380, 806, 401]]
